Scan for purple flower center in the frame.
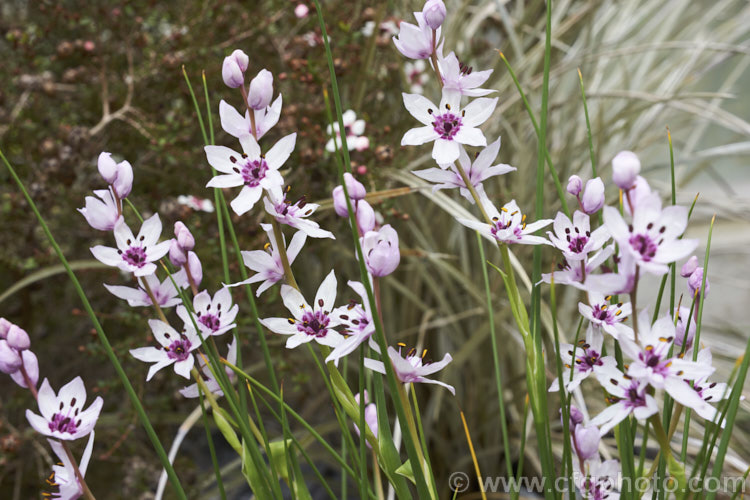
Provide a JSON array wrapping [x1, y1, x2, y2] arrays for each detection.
[[623, 380, 648, 409], [49, 412, 79, 435], [122, 246, 147, 268], [576, 348, 603, 373], [241, 159, 269, 187], [432, 112, 462, 140], [199, 314, 221, 332], [165, 338, 192, 361], [297, 310, 330, 338], [629, 233, 658, 261]]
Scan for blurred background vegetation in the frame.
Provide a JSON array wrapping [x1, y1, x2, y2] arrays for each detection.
[[1, 0, 750, 498]]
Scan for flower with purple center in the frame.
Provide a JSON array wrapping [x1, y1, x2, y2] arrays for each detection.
[[26, 376, 103, 441], [90, 215, 171, 277], [229, 223, 307, 297], [392, 12, 443, 60], [617, 310, 719, 423], [180, 338, 238, 399], [550, 325, 607, 393], [438, 51, 494, 97], [412, 138, 516, 203], [47, 430, 95, 500], [365, 344, 455, 395], [260, 270, 345, 349], [104, 272, 189, 308], [219, 95, 282, 141], [205, 133, 294, 216], [129, 319, 203, 381], [548, 210, 610, 262], [590, 357, 659, 435], [458, 199, 552, 246], [573, 457, 621, 500], [541, 244, 628, 295], [578, 292, 632, 339], [603, 192, 697, 276], [176, 287, 238, 338], [401, 89, 497, 164], [264, 188, 335, 239], [326, 281, 378, 366]]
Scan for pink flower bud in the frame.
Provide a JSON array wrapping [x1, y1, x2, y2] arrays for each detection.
[[674, 306, 695, 349], [222, 52, 246, 88], [7, 325, 30, 351], [612, 150, 641, 190], [344, 172, 367, 200], [581, 177, 605, 214], [10, 350, 38, 389], [174, 221, 195, 251], [422, 0, 447, 30], [688, 268, 709, 299], [169, 239, 187, 267], [573, 425, 600, 460], [681, 255, 699, 278], [97, 152, 118, 183], [356, 200, 376, 234], [568, 406, 584, 426], [229, 49, 249, 72], [187, 251, 203, 288], [332, 186, 350, 217], [362, 225, 400, 277], [566, 175, 583, 196], [0, 340, 22, 374], [294, 3, 309, 18], [247, 69, 274, 110], [112, 160, 133, 199], [0, 318, 12, 339]]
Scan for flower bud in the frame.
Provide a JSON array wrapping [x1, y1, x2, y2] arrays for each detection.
[[174, 222, 195, 251], [612, 150, 641, 190], [356, 200, 376, 234], [0, 318, 12, 339], [362, 225, 400, 277], [247, 69, 274, 110], [7, 325, 30, 351], [169, 239, 187, 267], [581, 177, 605, 214], [222, 50, 248, 88], [422, 0, 447, 30], [568, 406, 584, 426], [344, 172, 367, 200], [187, 251, 203, 288], [0, 340, 22, 374], [332, 186, 350, 217], [294, 4, 309, 18], [566, 175, 583, 196], [574, 425, 600, 460], [688, 268, 710, 299], [681, 255, 699, 278], [97, 152, 118, 183], [10, 350, 38, 389], [112, 160, 133, 199]]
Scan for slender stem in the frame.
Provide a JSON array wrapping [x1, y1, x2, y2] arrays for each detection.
[[372, 276, 384, 324], [62, 442, 96, 500], [239, 86, 257, 138], [141, 277, 168, 323], [372, 449, 385, 500], [183, 264, 199, 296], [429, 30, 443, 85], [269, 214, 299, 290], [631, 267, 640, 343], [649, 415, 672, 458]]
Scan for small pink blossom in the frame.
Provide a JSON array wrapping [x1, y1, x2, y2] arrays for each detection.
[[365, 345, 455, 394], [26, 376, 103, 440], [90, 215, 171, 277]]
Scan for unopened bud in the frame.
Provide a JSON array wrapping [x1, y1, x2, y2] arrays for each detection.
[[612, 151, 641, 190], [422, 0, 447, 30], [247, 69, 274, 110]]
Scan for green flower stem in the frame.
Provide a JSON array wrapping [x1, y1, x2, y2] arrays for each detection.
[[198, 388, 227, 500], [140, 276, 168, 323], [0, 148, 188, 500], [269, 214, 299, 290], [396, 382, 432, 497]]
